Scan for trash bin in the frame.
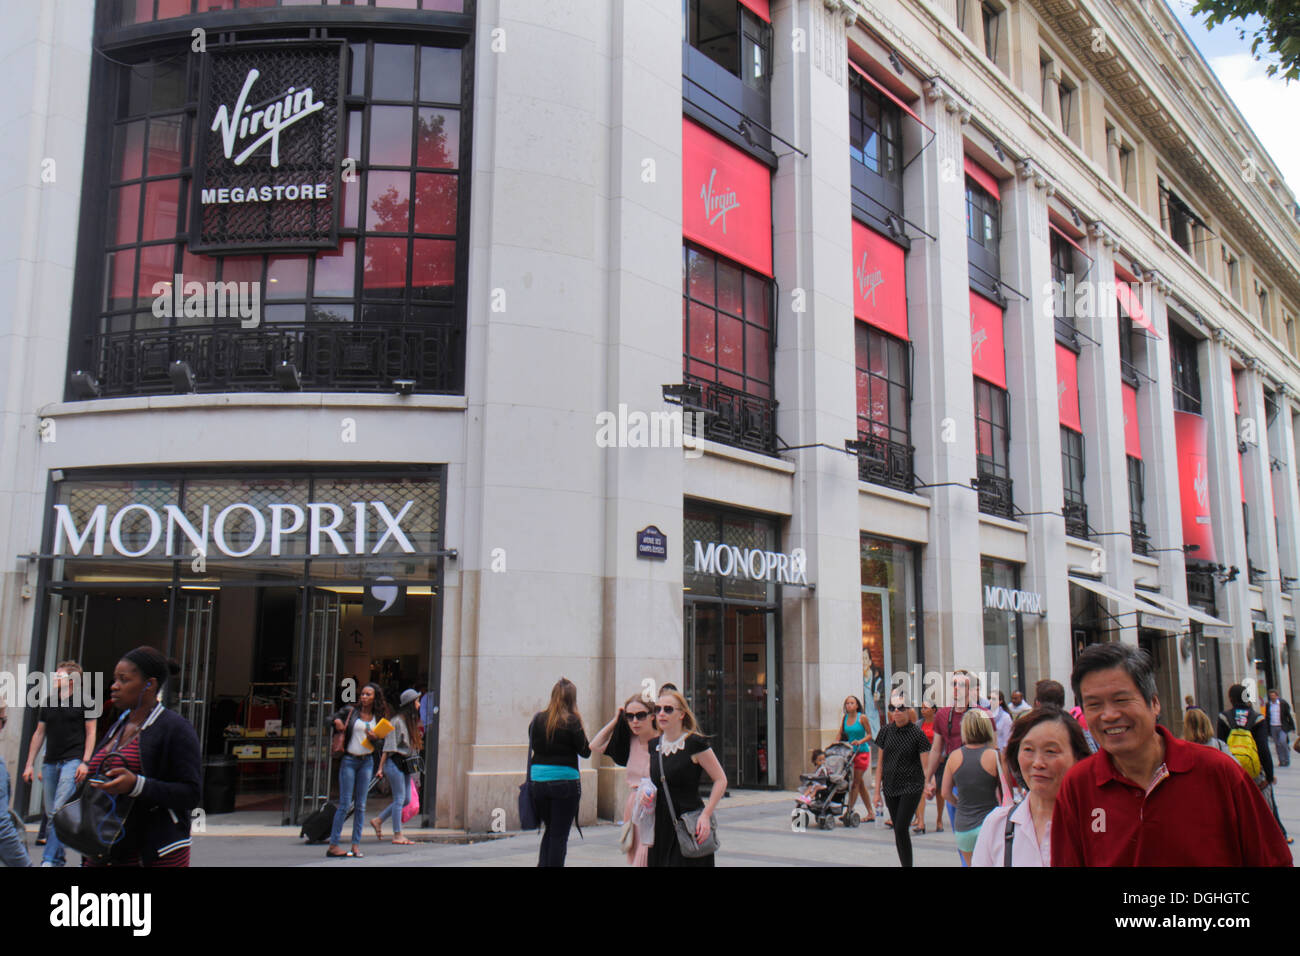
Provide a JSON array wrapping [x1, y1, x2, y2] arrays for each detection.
[[203, 756, 237, 815]]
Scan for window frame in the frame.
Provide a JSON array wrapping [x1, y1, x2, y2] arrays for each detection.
[[974, 377, 1011, 479], [682, 241, 775, 400], [1169, 325, 1202, 414]]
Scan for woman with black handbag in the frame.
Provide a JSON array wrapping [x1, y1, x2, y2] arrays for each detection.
[[73, 647, 201, 867], [371, 688, 423, 845], [646, 688, 726, 867], [527, 678, 590, 867]]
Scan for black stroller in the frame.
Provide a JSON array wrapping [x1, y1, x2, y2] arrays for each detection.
[[791, 741, 861, 830]]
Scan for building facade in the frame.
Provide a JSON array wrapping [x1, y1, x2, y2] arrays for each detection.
[[1, 0, 1298, 829]]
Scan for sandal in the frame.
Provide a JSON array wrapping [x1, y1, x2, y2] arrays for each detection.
[[912, 825, 926, 835], [349, 847, 364, 858], [884, 820, 893, 829], [325, 848, 349, 858], [392, 837, 415, 845], [371, 818, 383, 841]]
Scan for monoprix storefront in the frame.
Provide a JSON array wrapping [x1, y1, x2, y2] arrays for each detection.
[[22, 467, 448, 824]]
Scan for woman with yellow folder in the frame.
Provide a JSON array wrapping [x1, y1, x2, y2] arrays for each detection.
[[326, 684, 390, 858]]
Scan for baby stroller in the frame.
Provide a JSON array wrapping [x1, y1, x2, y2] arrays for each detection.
[[791, 741, 861, 831]]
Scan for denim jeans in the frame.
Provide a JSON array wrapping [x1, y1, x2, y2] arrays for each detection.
[[374, 762, 407, 835], [1271, 727, 1291, 767], [41, 757, 81, 866], [531, 778, 580, 867], [0, 757, 32, 868], [330, 754, 374, 847]]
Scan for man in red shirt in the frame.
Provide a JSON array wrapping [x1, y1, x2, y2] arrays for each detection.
[[1051, 642, 1292, 867]]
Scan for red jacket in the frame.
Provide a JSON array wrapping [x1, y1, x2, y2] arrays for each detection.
[[1051, 725, 1292, 867]]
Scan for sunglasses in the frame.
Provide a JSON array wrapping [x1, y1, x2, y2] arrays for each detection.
[[625, 711, 650, 722], [888, 704, 907, 712], [654, 705, 676, 715]]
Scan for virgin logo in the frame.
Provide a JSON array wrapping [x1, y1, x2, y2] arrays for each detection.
[[701, 168, 740, 232], [856, 250, 883, 305], [971, 323, 987, 360], [1194, 461, 1209, 509], [211, 68, 324, 168]]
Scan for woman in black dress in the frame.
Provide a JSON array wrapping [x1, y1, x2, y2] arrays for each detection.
[[647, 689, 726, 867], [869, 691, 930, 867]]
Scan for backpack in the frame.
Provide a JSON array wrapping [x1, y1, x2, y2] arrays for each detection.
[[1220, 709, 1262, 780]]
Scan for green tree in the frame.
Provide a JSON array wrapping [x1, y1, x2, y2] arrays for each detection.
[[1191, 1, 1300, 81]]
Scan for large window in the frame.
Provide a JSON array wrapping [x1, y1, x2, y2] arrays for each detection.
[[981, 558, 1025, 695], [855, 323, 912, 491], [1050, 231, 1075, 343], [966, 179, 999, 253], [683, 243, 776, 452], [849, 75, 901, 187], [981, 2, 1002, 63], [1118, 313, 1140, 385], [861, 535, 922, 730], [975, 378, 1013, 517], [1160, 180, 1199, 257], [684, 0, 771, 92], [75, 32, 470, 397], [1061, 426, 1087, 538], [1170, 326, 1202, 413], [1128, 456, 1148, 554]]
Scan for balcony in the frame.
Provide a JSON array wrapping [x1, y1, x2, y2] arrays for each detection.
[[1130, 519, 1151, 556], [684, 373, 777, 455], [1063, 500, 1090, 539], [975, 470, 1014, 519], [82, 322, 463, 398], [854, 433, 915, 493]]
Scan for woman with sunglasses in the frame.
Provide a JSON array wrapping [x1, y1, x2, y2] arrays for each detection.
[[870, 691, 931, 867], [647, 689, 726, 867], [837, 696, 876, 823], [589, 690, 659, 865]]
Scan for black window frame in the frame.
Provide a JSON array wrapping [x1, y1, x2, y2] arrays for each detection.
[[1061, 425, 1087, 539], [1050, 230, 1076, 343], [981, 2, 1001, 62], [1128, 455, 1148, 555], [1170, 325, 1202, 413], [854, 322, 913, 492], [848, 71, 903, 228], [682, 0, 774, 161], [966, 176, 1001, 302]]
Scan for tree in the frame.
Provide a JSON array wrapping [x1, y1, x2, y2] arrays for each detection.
[[1191, 1, 1300, 81]]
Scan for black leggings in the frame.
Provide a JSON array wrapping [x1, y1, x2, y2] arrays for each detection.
[[884, 791, 923, 867], [532, 779, 580, 867]]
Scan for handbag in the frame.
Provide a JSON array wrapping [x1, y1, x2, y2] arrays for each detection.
[[657, 744, 719, 858], [619, 817, 636, 854], [401, 778, 420, 824], [53, 752, 136, 863], [330, 707, 355, 757], [517, 726, 539, 830]]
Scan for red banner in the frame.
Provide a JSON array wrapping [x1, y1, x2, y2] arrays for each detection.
[[1115, 273, 1155, 335], [970, 291, 1006, 389], [1240, 453, 1247, 503], [1174, 410, 1217, 562], [1056, 345, 1081, 432], [1122, 384, 1141, 459], [1232, 373, 1240, 414], [848, 59, 931, 131], [852, 220, 908, 340], [964, 156, 1000, 200], [739, 0, 770, 22], [683, 118, 772, 277]]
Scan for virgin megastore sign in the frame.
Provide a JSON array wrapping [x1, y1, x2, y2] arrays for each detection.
[[190, 42, 345, 253]]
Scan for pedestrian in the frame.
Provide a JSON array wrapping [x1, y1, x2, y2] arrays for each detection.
[[1218, 684, 1291, 844], [866, 663, 885, 739], [923, 669, 982, 835], [371, 688, 423, 845], [417, 681, 435, 734], [1009, 690, 1032, 718], [912, 700, 941, 834], [81, 647, 201, 867], [647, 688, 726, 867], [1184, 694, 1200, 713], [871, 691, 930, 867], [327, 683, 387, 858], [589, 689, 659, 865], [1265, 689, 1293, 768], [990, 691, 1014, 751], [838, 695, 876, 823], [0, 704, 32, 867], [972, 706, 1090, 866], [940, 709, 1007, 866], [1051, 643, 1291, 866], [1183, 707, 1231, 755], [21, 661, 97, 867], [1033, 679, 1065, 708], [527, 678, 590, 867]]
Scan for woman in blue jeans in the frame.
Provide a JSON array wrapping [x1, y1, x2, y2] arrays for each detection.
[[0, 705, 33, 868], [371, 688, 423, 844], [527, 678, 590, 867], [327, 684, 387, 858]]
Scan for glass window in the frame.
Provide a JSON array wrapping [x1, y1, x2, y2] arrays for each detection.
[[981, 558, 1024, 695], [854, 323, 910, 451], [686, 0, 771, 88], [1170, 326, 1202, 413], [974, 378, 1010, 477], [682, 243, 773, 400], [860, 535, 921, 717], [848, 73, 902, 187], [965, 179, 999, 254]]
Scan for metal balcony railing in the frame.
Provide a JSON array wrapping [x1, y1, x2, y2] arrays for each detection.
[[975, 470, 1014, 519], [1063, 500, 1090, 539], [683, 373, 778, 455], [82, 322, 463, 397], [854, 433, 915, 493], [1130, 519, 1151, 556]]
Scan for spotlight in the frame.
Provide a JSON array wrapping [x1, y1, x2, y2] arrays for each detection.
[[1070, 207, 1082, 226], [993, 141, 1004, 162], [738, 119, 754, 146], [168, 360, 195, 394], [662, 383, 703, 407], [1130, 260, 1143, 277], [275, 360, 302, 391], [393, 378, 416, 396], [888, 49, 903, 75], [885, 213, 906, 240], [69, 370, 101, 399]]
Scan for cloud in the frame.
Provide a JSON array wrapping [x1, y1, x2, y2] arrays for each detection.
[[1206, 53, 1300, 197]]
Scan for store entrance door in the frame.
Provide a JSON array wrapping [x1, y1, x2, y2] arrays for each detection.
[[685, 601, 778, 788], [297, 591, 341, 821]]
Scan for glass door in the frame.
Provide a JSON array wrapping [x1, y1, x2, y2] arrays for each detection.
[[173, 591, 215, 754], [297, 590, 341, 821]]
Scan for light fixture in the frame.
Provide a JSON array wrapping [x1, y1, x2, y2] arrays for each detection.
[[275, 361, 302, 391], [393, 378, 416, 395], [168, 360, 196, 394], [885, 213, 906, 240], [69, 370, 101, 399], [993, 141, 1004, 162], [738, 119, 754, 146], [1130, 260, 1144, 277], [888, 49, 903, 75], [662, 382, 703, 408], [1070, 207, 1082, 226]]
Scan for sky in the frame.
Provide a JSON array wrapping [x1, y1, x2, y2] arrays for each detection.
[[1170, 0, 1300, 198]]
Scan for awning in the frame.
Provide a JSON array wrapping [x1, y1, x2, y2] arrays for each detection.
[[682, 117, 773, 277], [848, 59, 932, 133], [1068, 575, 1174, 616], [970, 290, 1006, 389], [739, 0, 770, 23], [1139, 592, 1232, 632], [1122, 383, 1142, 459], [964, 156, 1000, 200], [852, 219, 908, 340], [1049, 222, 1093, 262], [1056, 344, 1081, 432], [1174, 410, 1217, 562]]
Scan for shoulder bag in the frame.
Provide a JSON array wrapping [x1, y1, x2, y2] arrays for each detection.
[[53, 751, 136, 864], [657, 744, 719, 858], [518, 721, 540, 830], [330, 707, 355, 757]]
